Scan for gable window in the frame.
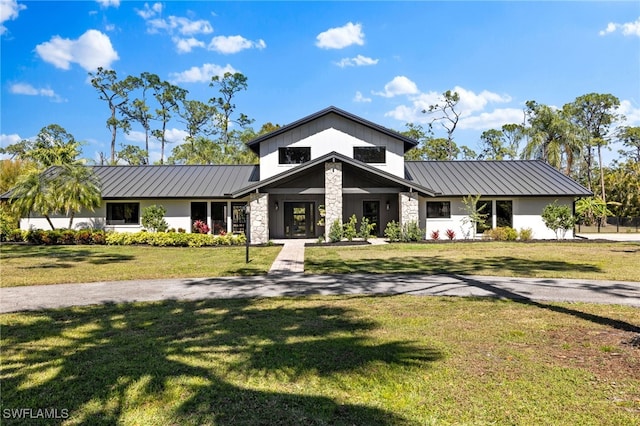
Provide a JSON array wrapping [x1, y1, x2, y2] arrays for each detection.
[[279, 147, 310, 164], [427, 201, 451, 218], [354, 146, 386, 163], [106, 202, 139, 225]]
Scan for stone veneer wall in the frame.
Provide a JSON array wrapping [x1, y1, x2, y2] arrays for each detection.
[[249, 192, 269, 244], [324, 162, 343, 240], [399, 191, 419, 227]]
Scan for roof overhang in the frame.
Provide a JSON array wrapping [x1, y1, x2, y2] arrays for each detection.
[[231, 151, 436, 198]]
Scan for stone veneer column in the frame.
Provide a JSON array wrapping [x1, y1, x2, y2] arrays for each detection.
[[249, 192, 269, 244], [399, 191, 419, 227], [324, 162, 343, 241]]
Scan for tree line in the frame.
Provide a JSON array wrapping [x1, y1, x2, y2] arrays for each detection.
[[402, 91, 640, 221], [1, 72, 638, 230]]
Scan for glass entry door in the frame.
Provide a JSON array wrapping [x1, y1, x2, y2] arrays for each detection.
[[284, 202, 315, 238], [363, 201, 380, 236]]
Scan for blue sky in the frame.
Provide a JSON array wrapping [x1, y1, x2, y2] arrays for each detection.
[[1, 1, 639, 165]]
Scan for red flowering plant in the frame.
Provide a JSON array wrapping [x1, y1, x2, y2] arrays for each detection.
[[445, 229, 456, 240], [193, 220, 210, 234]]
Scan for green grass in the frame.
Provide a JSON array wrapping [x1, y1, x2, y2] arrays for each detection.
[[1, 296, 638, 425], [0, 244, 282, 287], [305, 241, 640, 281]]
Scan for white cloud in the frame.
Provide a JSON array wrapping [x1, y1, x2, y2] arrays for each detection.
[[208, 35, 266, 54], [335, 54, 378, 68], [599, 17, 640, 37], [1, 0, 26, 35], [136, 2, 163, 20], [169, 63, 238, 83], [1, 133, 22, 147], [316, 22, 364, 49], [383, 84, 517, 132], [458, 108, 525, 130], [373, 76, 419, 98], [146, 15, 213, 35], [173, 37, 205, 53], [96, 0, 119, 8], [35, 29, 119, 71], [9, 82, 64, 102], [353, 91, 371, 103], [618, 99, 640, 126]]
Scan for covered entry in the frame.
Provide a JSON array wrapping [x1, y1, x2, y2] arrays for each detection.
[[284, 202, 315, 238]]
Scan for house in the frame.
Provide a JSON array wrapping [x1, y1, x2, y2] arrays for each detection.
[[5, 106, 592, 241]]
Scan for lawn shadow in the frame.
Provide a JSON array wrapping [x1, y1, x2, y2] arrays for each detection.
[[305, 255, 601, 277], [449, 274, 640, 334], [3, 245, 135, 270], [1, 299, 440, 425]]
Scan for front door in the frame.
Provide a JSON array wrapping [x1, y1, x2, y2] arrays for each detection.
[[284, 202, 315, 238], [363, 201, 380, 236]]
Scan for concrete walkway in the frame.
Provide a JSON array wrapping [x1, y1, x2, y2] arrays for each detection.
[[268, 239, 312, 274]]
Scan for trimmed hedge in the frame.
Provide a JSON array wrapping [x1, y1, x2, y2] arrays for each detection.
[[2, 229, 246, 247]]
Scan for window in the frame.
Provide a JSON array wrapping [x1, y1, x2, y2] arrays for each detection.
[[496, 200, 513, 228], [427, 201, 451, 218], [476, 200, 493, 234], [363, 201, 380, 236], [279, 147, 310, 164], [231, 203, 247, 234], [354, 146, 385, 163], [211, 202, 227, 235], [106, 202, 139, 225]]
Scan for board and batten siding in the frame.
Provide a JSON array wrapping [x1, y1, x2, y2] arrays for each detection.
[[259, 114, 405, 180]]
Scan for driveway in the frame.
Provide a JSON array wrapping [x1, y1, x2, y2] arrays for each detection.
[[1, 273, 639, 313]]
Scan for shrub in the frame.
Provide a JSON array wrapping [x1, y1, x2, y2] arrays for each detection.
[[483, 227, 518, 241], [358, 216, 375, 242], [25, 229, 45, 245], [102, 231, 247, 247], [193, 220, 210, 234], [519, 227, 533, 241], [328, 219, 343, 243], [445, 229, 456, 240], [402, 221, 423, 242], [75, 229, 93, 245], [384, 220, 401, 242], [343, 214, 358, 242], [91, 230, 106, 245], [541, 201, 576, 240], [430, 230, 440, 240], [6, 229, 24, 242], [60, 229, 76, 244], [141, 205, 169, 233]]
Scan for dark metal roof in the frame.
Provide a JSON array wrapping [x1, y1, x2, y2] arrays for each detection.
[[245, 106, 418, 154], [93, 165, 258, 199], [232, 151, 436, 197], [405, 160, 592, 197]]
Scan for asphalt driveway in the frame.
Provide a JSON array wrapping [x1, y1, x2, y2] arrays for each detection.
[[1, 273, 639, 313]]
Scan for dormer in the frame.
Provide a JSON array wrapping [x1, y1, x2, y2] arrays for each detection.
[[246, 106, 417, 180]]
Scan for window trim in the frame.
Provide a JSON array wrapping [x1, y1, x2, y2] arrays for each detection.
[[426, 201, 451, 219], [278, 147, 311, 165], [106, 202, 140, 225], [353, 146, 386, 163]]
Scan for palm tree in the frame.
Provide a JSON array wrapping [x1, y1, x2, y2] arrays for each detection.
[[58, 165, 102, 228], [9, 170, 60, 230]]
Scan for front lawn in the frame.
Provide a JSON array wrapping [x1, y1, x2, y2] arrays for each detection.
[[305, 241, 640, 281], [0, 244, 281, 287], [1, 296, 638, 425]]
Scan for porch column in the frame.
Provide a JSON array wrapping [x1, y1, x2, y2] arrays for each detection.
[[324, 162, 343, 240], [399, 191, 419, 226], [249, 192, 269, 244]]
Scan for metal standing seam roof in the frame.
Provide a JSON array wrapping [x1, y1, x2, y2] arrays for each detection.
[[405, 160, 593, 197], [91, 165, 258, 199]]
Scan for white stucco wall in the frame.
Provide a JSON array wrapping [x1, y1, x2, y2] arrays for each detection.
[[419, 196, 576, 240], [259, 127, 405, 180]]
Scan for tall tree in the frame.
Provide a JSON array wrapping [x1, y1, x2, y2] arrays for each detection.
[[118, 144, 148, 165], [89, 68, 132, 164], [0, 124, 81, 168], [57, 164, 102, 228], [119, 72, 156, 164], [209, 72, 254, 158], [422, 90, 461, 160], [149, 76, 187, 164], [617, 126, 640, 162], [564, 93, 621, 202]]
